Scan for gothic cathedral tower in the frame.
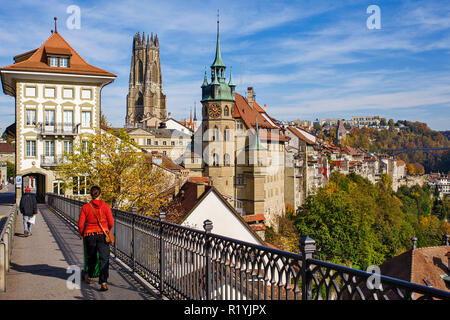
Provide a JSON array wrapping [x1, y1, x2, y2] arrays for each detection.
[[201, 18, 236, 198], [126, 32, 167, 126]]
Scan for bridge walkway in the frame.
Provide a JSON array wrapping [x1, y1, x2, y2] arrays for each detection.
[[0, 198, 161, 300]]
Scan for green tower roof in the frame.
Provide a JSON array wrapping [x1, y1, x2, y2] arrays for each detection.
[[211, 17, 225, 68]]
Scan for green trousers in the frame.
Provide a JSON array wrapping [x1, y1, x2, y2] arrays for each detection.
[[83, 238, 100, 277]]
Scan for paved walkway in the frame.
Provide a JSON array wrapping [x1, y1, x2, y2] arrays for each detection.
[[0, 199, 161, 300]]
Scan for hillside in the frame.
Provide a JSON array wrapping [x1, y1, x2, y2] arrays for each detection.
[[339, 121, 450, 174]]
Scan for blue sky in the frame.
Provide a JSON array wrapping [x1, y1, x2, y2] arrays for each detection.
[[0, 0, 449, 132]]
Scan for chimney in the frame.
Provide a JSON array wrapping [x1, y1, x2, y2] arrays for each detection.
[[197, 182, 205, 199], [247, 87, 255, 108]]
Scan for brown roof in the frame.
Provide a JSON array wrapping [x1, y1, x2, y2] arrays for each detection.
[[149, 151, 187, 172], [233, 93, 289, 142], [1, 31, 116, 78], [0, 142, 14, 153], [380, 246, 450, 293], [287, 126, 316, 145], [242, 214, 266, 223]]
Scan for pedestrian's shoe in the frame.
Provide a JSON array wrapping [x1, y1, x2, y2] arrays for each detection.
[[100, 283, 108, 291], [24, 231, 29, 237], [84, 274, 94, 284]]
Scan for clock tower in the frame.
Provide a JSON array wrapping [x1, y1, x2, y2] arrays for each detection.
[[200, 17, 236, 198]]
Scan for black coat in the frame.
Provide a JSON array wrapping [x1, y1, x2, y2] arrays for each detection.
[[19, 193, 37, 216]]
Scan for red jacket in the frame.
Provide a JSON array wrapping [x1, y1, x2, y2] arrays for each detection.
[[78, 199, 114, 236]]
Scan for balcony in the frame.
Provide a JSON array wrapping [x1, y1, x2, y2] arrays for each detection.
[[38, 122, 80, 137], [40, 155, 68, 167]]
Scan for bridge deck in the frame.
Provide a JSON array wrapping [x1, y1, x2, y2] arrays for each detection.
[[0, 190, 160, 300]]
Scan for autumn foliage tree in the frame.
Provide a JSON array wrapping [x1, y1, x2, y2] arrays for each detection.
[[56, 128, 170, 216]]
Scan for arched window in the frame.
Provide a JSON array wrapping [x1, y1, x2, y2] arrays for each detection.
[[224, 126, 230, 141], [213, 153, 219, 166], [224, 153, 231, 166], [224, 105, 229, 116], [212, 126, 219, 141]]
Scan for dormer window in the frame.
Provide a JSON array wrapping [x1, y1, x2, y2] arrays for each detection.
[[47, 55, 70, 67], [49, 57, 58, 67]]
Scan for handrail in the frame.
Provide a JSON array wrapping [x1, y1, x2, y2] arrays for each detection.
[[46, 193, 450, 300], [0, 204, 18, 292]]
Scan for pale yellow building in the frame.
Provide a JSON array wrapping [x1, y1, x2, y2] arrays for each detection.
[[0, 27, 116, 202]]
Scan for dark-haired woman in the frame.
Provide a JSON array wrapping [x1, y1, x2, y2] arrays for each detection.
[[77, 186, 114, 291]]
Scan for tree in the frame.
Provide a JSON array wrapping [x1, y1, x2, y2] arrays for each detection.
[[56, 128, 170, 216], [388, 119, 395, 127]]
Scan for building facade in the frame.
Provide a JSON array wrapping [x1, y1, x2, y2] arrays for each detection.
[[0, 28, 116, 202]]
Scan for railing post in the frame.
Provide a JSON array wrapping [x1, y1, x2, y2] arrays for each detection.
[[131, 207, 137, 272], [442, 233, 449, 246], [300, 236, 316, 300], [0, 242, 5, 292], [159, 211, 166, 297], [203, 219, 213, 300]]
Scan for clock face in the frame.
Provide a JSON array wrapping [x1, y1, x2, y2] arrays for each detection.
[[208, 104, 222, 118]]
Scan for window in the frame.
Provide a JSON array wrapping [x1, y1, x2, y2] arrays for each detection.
[[224, 106, 229, 116], [236, 174, 244, 185], [224, 153, 231, 166], [81, 89, 92, 99], [64, 110, 73, 127], [44, 141, 55, 156], [59, 57, 69, 67], [44, 110, 55, 126], [224, 127, 230, 141], [73, 176, 89, 195], [44, 87, 55, 98], [25, 140, 36, 157], [179, 141, 183, 146], [212, 126, 219, 141], [171, 141, 175, 146], [63, 141, 73, 155], [63, 88, 73, 98], [82, 111, 91, 127], [146, 139, 152, 145], [25, 86, 36, 97], [212, 153, 219, 166], [25, 109, 36, 126], [237, 122, 243, 131], [53, 181, 65, 195], [82, 140, 89, 153], [163, 141, 167, 146], [49, 57, 58, 67], [155, 141, 158, 146], [163, 151, 167, 156]]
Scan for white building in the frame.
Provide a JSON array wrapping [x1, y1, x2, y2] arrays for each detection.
[[0, 28, 116, 202]]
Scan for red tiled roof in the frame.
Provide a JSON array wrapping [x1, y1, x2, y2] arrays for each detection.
[[150, 151, 186, 172], [287, 126, 316, 145], [188, 177, 210, 183], [1, 31, 116, 78], [233, 93, 289, 142], [0, 142, 14, 153], [242, 214, 266, 223], [380, 246, 450, 294]]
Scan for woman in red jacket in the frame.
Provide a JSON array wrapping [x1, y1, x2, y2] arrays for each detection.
[[78, 186, 114, 291]]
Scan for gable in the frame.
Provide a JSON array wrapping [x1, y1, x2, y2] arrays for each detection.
[[181, 191, 263, 246]]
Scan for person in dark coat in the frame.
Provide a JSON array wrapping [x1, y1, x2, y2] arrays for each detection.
[[19, 187, 38, 237]]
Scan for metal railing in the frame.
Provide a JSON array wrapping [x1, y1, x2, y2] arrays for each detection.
[[38, 122, 79, 135], [0, 205, 17, 292], [46, 193, 450, 300]]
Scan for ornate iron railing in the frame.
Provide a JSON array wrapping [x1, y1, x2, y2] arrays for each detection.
[[46, 193, 450, 300]]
